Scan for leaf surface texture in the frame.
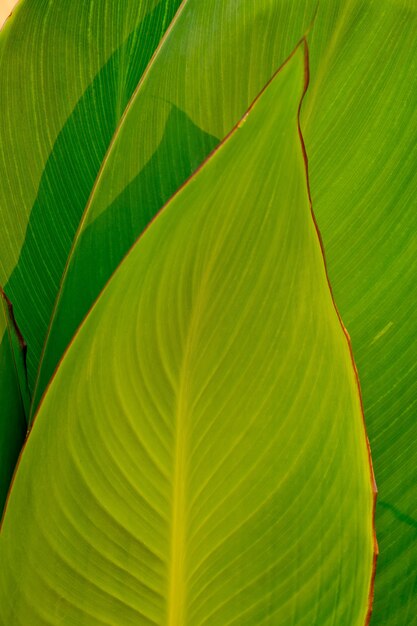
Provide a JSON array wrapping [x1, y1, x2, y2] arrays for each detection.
[[0, 46, 374, 626]]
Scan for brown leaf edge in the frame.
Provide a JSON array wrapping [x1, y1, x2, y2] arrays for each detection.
[[0, 286, 27, 357], [0, 285, 30, 420], [298, 37, 378, 626], [0, 36, 378, 625]]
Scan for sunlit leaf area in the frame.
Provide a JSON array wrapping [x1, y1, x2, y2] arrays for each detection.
[[0, 1, 416, 624]]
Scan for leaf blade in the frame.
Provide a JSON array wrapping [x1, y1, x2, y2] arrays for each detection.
[[0, 44, 374, 626]]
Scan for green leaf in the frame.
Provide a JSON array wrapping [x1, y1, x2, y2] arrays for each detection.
[[0, 0, 317, 416], [0, 290, 27, 516], [0, 0, 184, 394], [0, 44, 374, 626], [3, 0, 413, 621], [300, 2, 417, 623]]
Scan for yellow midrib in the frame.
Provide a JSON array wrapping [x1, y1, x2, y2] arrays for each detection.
[[167, 393, 188, 626], [167, 288, 206, 626], [167, 257, 216, 625]]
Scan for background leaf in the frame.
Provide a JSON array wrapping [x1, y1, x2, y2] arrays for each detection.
[[0, 0, 184, 394], [0, 290, 27, 516], [0, 45, 374, 626], [301, 2, 417, 623]]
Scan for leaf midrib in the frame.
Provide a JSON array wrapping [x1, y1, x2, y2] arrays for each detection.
[[29, 0, 191, 420], [167, 243, 219, 625]]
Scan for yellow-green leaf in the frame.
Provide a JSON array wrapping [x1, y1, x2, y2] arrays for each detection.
[[0, 44, 375, 626]]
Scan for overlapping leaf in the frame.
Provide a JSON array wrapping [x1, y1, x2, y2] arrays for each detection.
[[1, 1, 416, 623], [1, 0, 193, 399], [0, 45, 375, 626], [0, 0, 315, 413]]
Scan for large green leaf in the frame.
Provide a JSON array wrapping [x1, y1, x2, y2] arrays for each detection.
[[2, 0, 415, 621], [0, 45, 374, 625], [0, 290, 27, 516]]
